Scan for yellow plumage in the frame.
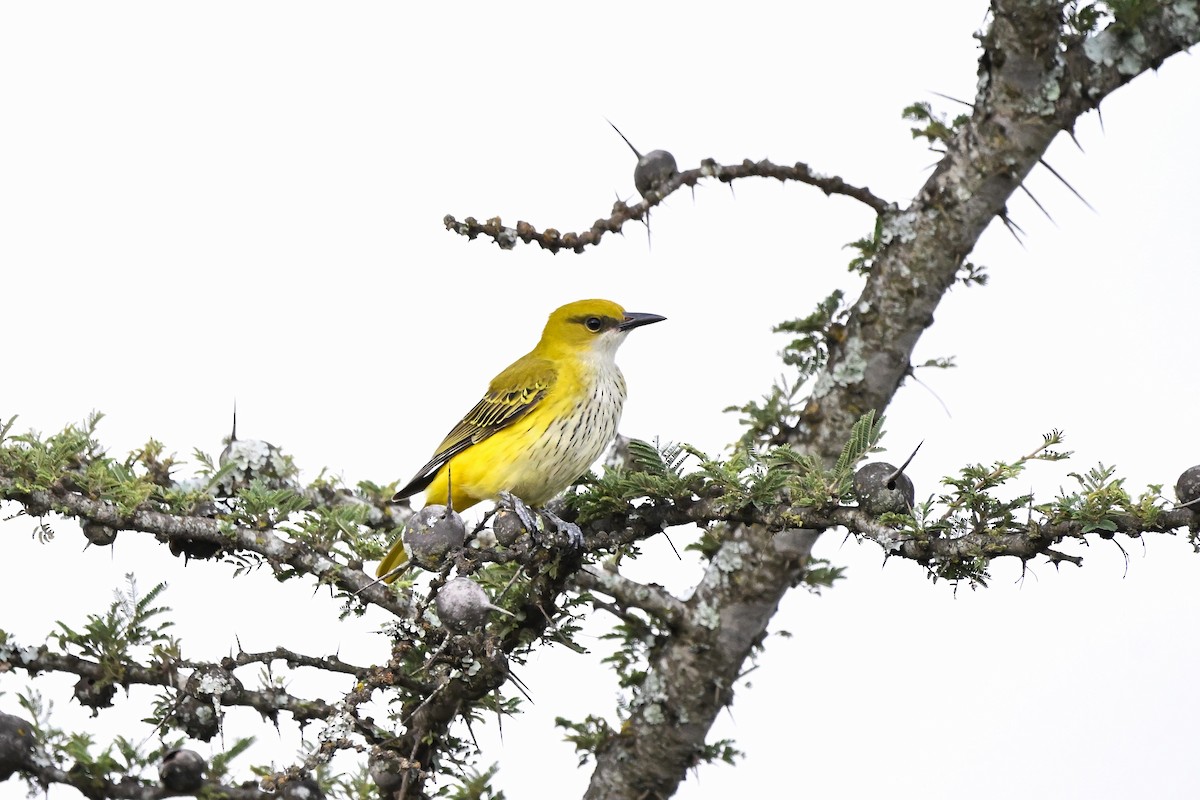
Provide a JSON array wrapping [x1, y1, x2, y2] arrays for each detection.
[[377, 299, 664, 579]]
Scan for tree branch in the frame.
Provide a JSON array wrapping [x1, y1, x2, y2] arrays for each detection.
[[574, 568, 689, 628], [444, 158, 892, 253], [23, 761, 274, 800], [0, 478, 411, 618], [0, 638, 340, 727]]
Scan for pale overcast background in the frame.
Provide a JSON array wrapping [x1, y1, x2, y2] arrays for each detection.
[[2, 3, 1199, 799]]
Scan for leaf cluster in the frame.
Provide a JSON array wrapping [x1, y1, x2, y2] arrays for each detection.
[[51, 575, 178, 687], [574, 414, 885, 548], [1043, 463, 1165, 535], [902, 101, 970, 149], [0, 414, 404, 573], [554, 714, 616, 767], [726, 292, 855, 448]]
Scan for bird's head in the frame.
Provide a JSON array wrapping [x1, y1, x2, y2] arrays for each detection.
[[536, 299, 665, 361]]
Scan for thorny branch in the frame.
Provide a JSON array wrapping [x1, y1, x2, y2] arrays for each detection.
[[0, 477, 411, 618], [21, 762, 274, 800], [0, 638, 342, 727], [444, 158, 892, 253]]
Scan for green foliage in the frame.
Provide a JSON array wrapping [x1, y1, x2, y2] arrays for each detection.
[[326, 763, 379, 800], [444, 763, 507, 800], [725, 377, 806, 449], [727, 292, 854, 447], [1043, 464, 1166, 534], [555, 715, 616, 766], [695, 737, 742, 767], [833, 411, 885, 491], [801, 558, 846, 595], [1064, 0, 1109, 39], [0, 414, 403, 580], [902, 101, 969, 148], [846, 219, 883, 275], [861, 432, 1073, 587], [937, 431, 1070, 526], [1104, 0, 1157, 29], [577, 414, 884, 536], [956, 260, 989, 287], [598, 615, 660, 692], [15, 688, 188, 791], [867, 432, 1169, 588], [0, 411, 104, 493], [52, 575, 178, 687], [765, 410, 885, 512], [569, 438, 699, 521], [207, 736, 256, 781], [773, 290, 851, 377]]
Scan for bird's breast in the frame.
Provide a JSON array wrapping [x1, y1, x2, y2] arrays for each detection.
[[507, 363, 627, 503]]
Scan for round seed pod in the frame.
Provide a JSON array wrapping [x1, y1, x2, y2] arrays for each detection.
[[435, 577, 510, 632], [492, 510, 527, 547], [169, 537, 224, 562], [280, 775, 324, 800], [853, 462, 915, 515], [159, 748, 207, 793], [634, 150, 678, 197], [369, 749, 405, 792], [0, 712, 37, 781], [403, 505, 466, 569], [174, 695, 219, 742], [73, 676, 117, 711], [185, 666, 242, 700], [1176, 465, 1200, 508], [82, 521, 117, 547], [217, 436, 297, 496]]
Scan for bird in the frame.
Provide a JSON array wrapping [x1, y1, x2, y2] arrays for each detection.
[[376, 298, 665, 580]]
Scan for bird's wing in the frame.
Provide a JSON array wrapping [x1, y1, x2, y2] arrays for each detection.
[[393, 357, 557, 500]]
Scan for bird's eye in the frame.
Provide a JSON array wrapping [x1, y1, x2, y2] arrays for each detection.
[[584, 317, 603, 332]]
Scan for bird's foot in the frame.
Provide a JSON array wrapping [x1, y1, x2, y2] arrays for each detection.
[[496, 492, 585, 553], [539, 509, 584, 553], [497, 491, 540, 534]]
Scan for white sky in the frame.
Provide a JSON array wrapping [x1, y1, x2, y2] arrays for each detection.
[[2, 2, 1199, 799]]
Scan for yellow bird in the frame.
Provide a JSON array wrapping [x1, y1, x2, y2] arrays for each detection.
[[377, 298, 664, 579]]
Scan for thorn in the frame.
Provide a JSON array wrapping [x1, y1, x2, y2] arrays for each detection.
[[494, 689, 504, 742], [605, 119, 643, 159], [929, 90, 973, 108], [661, 529, 681, 561], [507, 669, 534, 703], [1173, 496, 1200, 510], [1018, 183, 1057, 226], [1039, 159, 1096, 212], [1112, 537, 1130, 578], [998, 213, 1026, 247], [463, 707, 480, 749], [908, 373, 953, 419], [485, 602, 517, 619], [230, 402, 238, 443], [885, 442, 923, 484], [353, 563, 411, 597], [1066, 130, 1085, 153]]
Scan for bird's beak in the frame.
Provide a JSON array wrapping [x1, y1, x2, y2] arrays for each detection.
[[619, 312, 666, 331]]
